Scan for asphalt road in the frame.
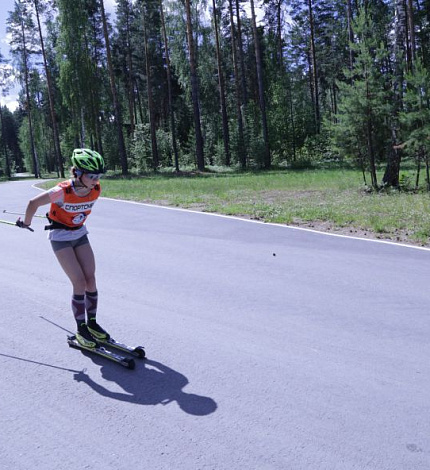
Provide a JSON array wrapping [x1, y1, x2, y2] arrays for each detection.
[[1, 179, 429, 470]]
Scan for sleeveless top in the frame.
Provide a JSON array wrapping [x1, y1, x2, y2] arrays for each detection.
[[47, 180, 101, 241]]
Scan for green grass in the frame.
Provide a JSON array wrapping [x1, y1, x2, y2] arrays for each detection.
[[39, 168, 430, 246]]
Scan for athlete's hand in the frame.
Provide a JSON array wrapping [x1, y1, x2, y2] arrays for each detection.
[[16, 218, 34, 232]]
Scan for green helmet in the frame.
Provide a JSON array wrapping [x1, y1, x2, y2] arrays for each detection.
[[71, 148, 105, 173]]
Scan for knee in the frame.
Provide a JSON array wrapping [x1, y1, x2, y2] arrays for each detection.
[[85, 274, 96, 290], [70, 275, 86, 293]]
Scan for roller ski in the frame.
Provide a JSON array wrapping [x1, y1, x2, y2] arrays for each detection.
[[67, 334, 136, 369], [67, 322, 145, 369], [87, 319, 146, 359]]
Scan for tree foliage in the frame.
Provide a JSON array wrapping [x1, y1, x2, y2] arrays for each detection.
[[0, 0, 430, 189]]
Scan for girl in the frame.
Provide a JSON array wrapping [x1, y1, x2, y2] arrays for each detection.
[[17, 148, 108, 348]]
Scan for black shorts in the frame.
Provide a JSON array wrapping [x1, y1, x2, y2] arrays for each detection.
[[50, 234, 90, 253]]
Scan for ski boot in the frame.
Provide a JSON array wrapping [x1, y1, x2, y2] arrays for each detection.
[[76, 323, 99, 348], [87, 319, 110, 341]]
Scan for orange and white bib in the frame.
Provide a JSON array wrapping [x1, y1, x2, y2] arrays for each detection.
[[48, 180, 101, 228]]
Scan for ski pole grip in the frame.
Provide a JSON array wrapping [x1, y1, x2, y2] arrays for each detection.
[[16, 219, 34, 232]]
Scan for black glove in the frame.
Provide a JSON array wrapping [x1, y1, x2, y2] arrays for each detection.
[[16, 219, 34, 232]]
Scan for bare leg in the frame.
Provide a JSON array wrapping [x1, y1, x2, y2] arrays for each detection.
[[74, 243, 108, 338], [75, 242, 97, 292], [54, 243, 100, 345], [54, 247, 87, 295]]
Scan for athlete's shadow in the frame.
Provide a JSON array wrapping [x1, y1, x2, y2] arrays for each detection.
[[74, 356, 217, 416]]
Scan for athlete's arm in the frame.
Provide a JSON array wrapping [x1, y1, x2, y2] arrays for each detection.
[[21, 191, 52, 226]]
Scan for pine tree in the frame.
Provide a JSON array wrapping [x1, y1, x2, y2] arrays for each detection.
[[184, 0, 205, 170], [227, 0, 247, 167], [250, 0, 271, 168], [32, 0, 64, 177], [235, 0, 248, 106], [332, 7, 391, 189], [0, 54, 13, 178], [56, 0, 101, 152], [141, 0, 159, 169], [400, 57, 430, 190], [7, 0, 40, 177], [160, 0, 180, 171], [212, 0, 231, 166], [383, 0, 405, 187], [100, 0, 128, 174], [114, 0, 137, 137]]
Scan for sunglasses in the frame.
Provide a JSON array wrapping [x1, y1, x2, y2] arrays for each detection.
[[84, 172, 102, 181]]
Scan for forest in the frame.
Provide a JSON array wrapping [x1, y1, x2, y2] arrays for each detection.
[[0, 0, 429, 190]]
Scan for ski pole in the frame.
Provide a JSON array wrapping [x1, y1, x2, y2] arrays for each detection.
[[0, 218, 34, 232], [3, 209, 45, 218]]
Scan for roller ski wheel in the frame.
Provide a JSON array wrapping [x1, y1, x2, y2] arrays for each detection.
[[133, 346, 146, 359], [123, 358, 135, 370]]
